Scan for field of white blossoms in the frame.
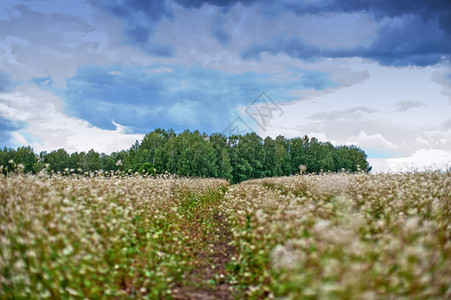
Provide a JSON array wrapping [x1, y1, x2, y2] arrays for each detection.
[[0, 173, 231, 299], [1, 170, 451, 299], [222, 171, 451, 299]]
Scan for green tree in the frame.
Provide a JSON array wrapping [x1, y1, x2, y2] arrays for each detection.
[[0, 129, 371, 179], [84, 149, 101, 172], [0, 147, 16, 174], [42, 149, 70, 173], [210, 133, 233, 180], [100, 153, 116, 172], [14, 146, 38, 173], [231, 133, 265, 183], [263, 136, 291, 177]]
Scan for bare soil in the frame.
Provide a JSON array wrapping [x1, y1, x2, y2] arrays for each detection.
[[172, 212, 236, 300]]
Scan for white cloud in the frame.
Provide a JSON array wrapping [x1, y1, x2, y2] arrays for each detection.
[[108, 70, 122, 75], [11, 131, 28, 145], [385, 149, 451, 172], [158, 3, 377, 52], [366, 158, 391, 173], [308, 106, 378, 121], [306, 132, 329, 143], [347, 131, 398, 150], [394, 99, 425, 112], [0, 85, 143, 153], [0, 3, 154, 83], [112, 121, 125, 134]]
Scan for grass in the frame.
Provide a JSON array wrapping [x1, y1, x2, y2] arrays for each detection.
[[1, 171, 450, 299]]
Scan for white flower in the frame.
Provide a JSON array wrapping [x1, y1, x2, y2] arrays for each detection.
[[270, 244, 301, 271]]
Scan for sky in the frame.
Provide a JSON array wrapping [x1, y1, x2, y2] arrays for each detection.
[[0, 0, 450, 172]]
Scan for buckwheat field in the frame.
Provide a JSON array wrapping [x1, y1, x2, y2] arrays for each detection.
[[1, 171, 450, 299]]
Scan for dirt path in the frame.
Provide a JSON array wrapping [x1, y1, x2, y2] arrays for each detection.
[[171, 191, 236, 300]]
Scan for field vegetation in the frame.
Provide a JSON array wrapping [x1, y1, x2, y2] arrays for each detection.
[[1, 172, 231, 299], [222, 171, 451, 298], [1, 169, 450, 299]]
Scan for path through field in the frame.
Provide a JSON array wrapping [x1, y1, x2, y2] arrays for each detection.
[[170, 187, 236, 300], [172, 214, 234, 299]]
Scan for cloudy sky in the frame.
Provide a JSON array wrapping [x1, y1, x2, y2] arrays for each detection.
[[0, 0, 450, 172]]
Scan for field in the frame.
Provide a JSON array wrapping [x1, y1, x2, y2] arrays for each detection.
[[1, 171, 450, 299]]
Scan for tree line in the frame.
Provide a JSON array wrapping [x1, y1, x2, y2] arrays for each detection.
[[0, 129, 371, 183]]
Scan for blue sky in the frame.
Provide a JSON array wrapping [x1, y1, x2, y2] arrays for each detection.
[[0, 0, 450, 171]]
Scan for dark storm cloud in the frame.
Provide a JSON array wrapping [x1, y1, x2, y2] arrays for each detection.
[[175, 0, 451, 36], [243, 0, 451, 66], [92, 0, 450, 65], [352, 13, 450, 66], [286, 0, 451, 29], [174, 0, 260, 9], [241, 34, 322, 62]]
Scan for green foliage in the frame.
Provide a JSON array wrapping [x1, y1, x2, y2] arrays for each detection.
[[0, 175, 231, 299], [41, 149, 70, 173], [0, 129, 371, 181], [223, 172, 451, 299], [2, 171, 449, 299], [0, 146, 37, 174]]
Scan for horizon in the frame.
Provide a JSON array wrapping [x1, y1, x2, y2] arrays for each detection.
[[1, 0, 450, 173]]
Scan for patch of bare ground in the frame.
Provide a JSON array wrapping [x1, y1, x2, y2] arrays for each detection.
[[172, 212, 236, 300]]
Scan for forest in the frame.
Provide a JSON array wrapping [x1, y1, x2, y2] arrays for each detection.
[[0, 129, 371, 183]]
